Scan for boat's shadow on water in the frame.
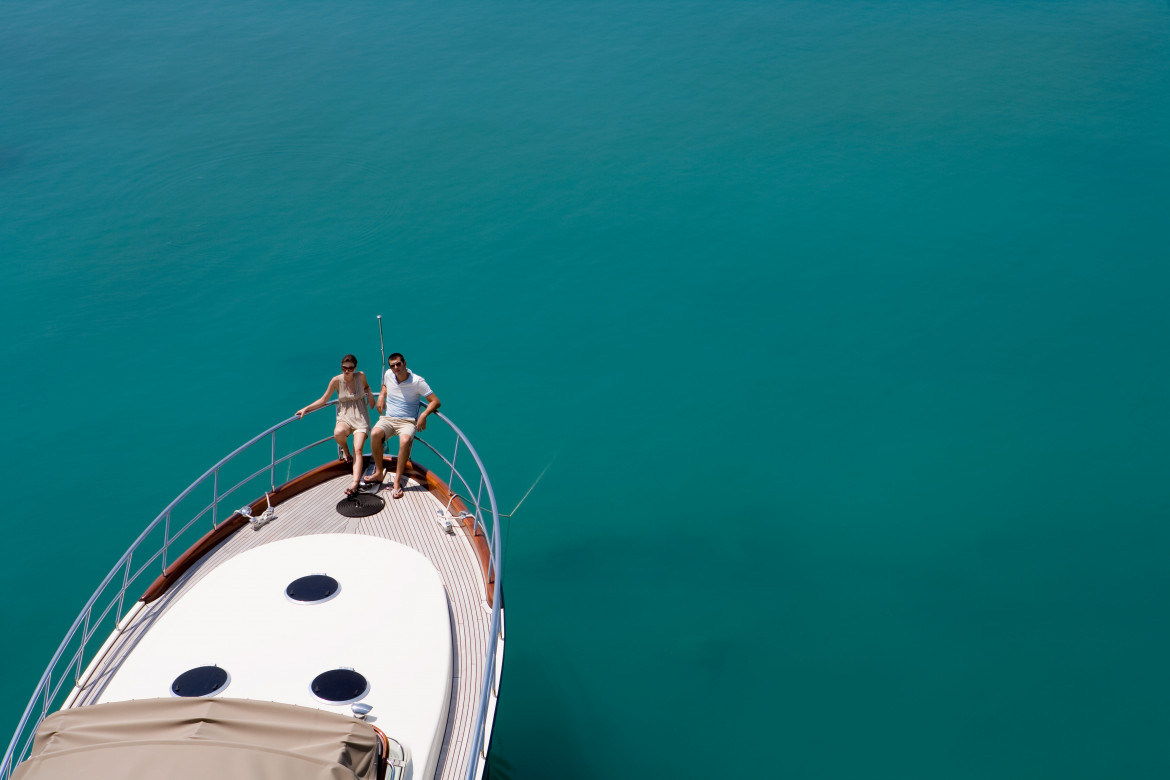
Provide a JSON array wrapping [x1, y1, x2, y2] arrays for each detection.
[[487, 658, 594, 780]]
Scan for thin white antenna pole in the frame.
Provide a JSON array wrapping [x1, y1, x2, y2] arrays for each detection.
[[376, 315, 386, 372]]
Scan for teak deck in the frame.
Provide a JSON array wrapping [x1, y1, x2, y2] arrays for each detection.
[[67, 469, 493, 780]]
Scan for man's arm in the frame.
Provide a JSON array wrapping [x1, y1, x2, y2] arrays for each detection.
[[416, 393, 441, 431], [376, 383, 387, 414]]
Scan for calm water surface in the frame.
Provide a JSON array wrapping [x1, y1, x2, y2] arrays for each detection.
[[2, 1, 1169, 777]]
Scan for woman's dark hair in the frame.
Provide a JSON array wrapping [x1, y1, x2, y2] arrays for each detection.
[[341, 354, 358, 367]]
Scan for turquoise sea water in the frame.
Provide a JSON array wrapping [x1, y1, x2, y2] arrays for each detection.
[[2, 1, 1169, 776]]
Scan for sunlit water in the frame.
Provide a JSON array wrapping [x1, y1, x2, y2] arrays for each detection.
[[2, 1, 1169, 777]]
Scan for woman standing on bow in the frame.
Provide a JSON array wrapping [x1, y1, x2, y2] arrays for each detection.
[[296, 354, 374, 495]]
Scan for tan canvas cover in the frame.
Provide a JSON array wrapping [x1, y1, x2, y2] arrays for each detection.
[[12, 698, 380, 780]]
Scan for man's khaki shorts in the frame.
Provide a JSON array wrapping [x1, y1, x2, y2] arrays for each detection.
[[374, 416, 416, 439]]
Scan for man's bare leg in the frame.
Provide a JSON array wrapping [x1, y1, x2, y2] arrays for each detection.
[[369, 427, 387, 483], [391, 434, 414, 499]]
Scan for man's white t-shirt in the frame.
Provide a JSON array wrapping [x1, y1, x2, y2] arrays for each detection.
[[380, 370, 433, 419]]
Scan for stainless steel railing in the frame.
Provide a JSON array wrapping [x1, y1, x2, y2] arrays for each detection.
[[1, 406, 504, 780]]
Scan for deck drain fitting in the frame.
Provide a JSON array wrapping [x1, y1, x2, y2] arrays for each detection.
[[286, 574, 340, 605], [171, 665, 230, 697], [336, 492, 384, 518], [311, 669, 370, 705]]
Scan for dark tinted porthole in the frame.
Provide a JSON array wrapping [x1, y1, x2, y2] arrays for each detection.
[[311, 668, 369, 704], [286, 574, 340, 604], [171, 665, 229, 697]]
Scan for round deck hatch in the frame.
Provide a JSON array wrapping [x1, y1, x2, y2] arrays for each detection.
[[311, 669, 369, 704], [336, 492, 384, 517], [286, 574, 340, 604], [171, 665, 229, 697]]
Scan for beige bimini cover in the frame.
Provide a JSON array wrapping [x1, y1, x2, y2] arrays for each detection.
[[12, 697, 381, 780]]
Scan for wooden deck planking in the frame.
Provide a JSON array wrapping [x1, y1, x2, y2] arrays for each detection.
[[418, 481, 486, 780], [68, 471, 493, 780], [374, 482, 487, 780]]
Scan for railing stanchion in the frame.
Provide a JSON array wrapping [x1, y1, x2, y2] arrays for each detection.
[[476, 478, 485, 538], [75, 609, 91, 685], [449, 437, 459, 495], [212, 469, 219, 528], [270, 431, 277, 490], [161, 512, 171, 571], [115, 556, 131, 623]]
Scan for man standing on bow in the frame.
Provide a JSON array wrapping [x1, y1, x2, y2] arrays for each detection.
[[368, 353, 441, 499]]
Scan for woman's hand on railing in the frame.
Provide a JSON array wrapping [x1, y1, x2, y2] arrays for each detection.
[[294, 399, 340, 419]]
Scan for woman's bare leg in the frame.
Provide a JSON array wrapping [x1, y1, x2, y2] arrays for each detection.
[[348, 431, 368, 493], [334, 424, 353, 461]]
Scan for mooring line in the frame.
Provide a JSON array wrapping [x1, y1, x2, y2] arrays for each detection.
[[501, 452, 557, 518], [501, 451, 558, 570]]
